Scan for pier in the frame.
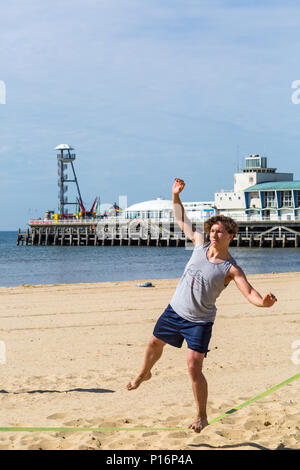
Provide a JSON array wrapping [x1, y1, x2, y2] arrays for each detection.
[[17, 219, 186, 247], [16, 146, 300, 249], [17, 218, 300, 248]]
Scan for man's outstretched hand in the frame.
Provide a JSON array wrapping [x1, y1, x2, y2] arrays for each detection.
[[172, 178, 185, 195], [262, 292, 277, 307]]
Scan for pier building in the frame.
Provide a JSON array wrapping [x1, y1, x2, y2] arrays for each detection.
[[124, 198, 215, 222], [214, 154, 295, 220]]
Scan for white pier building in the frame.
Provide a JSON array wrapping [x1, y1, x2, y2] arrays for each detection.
[[124, 198, 215, 222], [215, 154, 300, 221], [124, 154, 300, 223]]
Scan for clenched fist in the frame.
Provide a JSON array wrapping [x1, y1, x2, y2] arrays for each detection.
[[262, 293, 277, 307], [172, 178, 185, 195]]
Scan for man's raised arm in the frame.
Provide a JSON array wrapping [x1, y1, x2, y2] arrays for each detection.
[[172, 178, 204, 246]]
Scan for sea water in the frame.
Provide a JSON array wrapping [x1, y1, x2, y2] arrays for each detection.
[[1, 231, 300, 287]]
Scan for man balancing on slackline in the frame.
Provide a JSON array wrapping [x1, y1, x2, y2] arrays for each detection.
[[126, 177, 277, 433]]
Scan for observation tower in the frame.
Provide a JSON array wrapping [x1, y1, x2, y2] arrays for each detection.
[[55, 144, 83, 216]]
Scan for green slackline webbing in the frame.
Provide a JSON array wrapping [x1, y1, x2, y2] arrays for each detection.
[[207, 371, 300, 425], [0, 372, 299, 432]]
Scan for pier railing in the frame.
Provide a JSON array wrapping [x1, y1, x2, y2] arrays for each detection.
[[29, 219, 100, 225], [29, 214, 300, 225], [224, 215, 300, 222]]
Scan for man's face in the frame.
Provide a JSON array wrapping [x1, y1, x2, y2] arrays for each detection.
[[209, 222, 234, 248]]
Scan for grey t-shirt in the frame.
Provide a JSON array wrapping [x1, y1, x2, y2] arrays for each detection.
[[170, 242, 236, 323]]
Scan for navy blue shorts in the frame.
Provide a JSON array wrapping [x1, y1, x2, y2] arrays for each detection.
[[153, 304, 213, 356]]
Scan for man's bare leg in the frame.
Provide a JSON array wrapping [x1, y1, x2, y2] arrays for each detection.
[[126, 336, 166, 390], [187, 349, 209, 433]]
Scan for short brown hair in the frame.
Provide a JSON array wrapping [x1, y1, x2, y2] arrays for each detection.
[[204, 215, 239, 236]]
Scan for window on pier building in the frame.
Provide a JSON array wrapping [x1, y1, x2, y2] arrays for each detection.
[[245, 156, 267, 169], [296, 191, 300, 207], [265, 191, 276, 208], [281, 190, 293, 207]]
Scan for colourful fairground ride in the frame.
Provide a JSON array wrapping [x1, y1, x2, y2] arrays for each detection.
[[46, 197, 101, 222], [103, 202, 121, 218]]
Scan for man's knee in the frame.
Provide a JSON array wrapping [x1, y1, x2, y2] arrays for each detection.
[[187, 350, 204, 376], [149, 336, 166, 348]]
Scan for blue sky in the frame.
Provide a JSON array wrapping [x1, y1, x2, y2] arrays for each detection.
[[1, 0, 300, 229]]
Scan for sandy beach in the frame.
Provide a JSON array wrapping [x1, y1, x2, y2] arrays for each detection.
[[0, 272, 299, 450]]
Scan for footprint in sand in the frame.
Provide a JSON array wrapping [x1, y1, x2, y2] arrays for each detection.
[[64, 419, 90, 427], [167, 431, 189, 438], [215, 428, 249, 440], [244, 418, 263, 431], [165, 416, 180, 424], [47, 413, 70, 420], [28, 438, 57, 451]]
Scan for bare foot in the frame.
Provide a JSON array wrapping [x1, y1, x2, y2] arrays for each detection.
[[126, 372, 152, 390], [188, 416, 208, 433]]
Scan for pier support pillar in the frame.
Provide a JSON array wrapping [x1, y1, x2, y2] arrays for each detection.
[[24, 229, 29, 246], [60, 228, 64, 245], [45, 228, 49, 246]]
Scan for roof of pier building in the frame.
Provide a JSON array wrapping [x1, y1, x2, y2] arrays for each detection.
[[125, 198, 173, 212], [245, 181, 300, 192]]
